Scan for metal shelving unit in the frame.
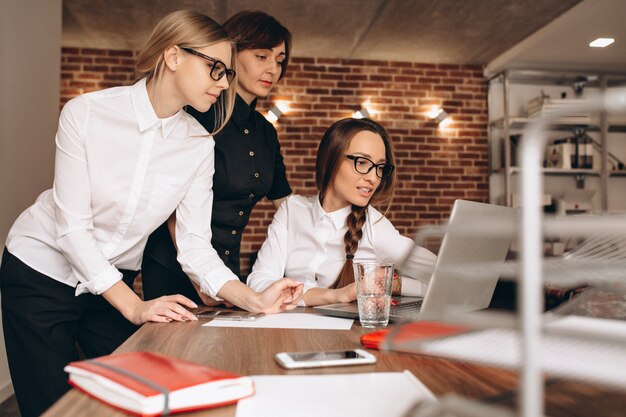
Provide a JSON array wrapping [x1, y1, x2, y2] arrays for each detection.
[[488, 69, 626, 210], [388, 90, 626, 417]]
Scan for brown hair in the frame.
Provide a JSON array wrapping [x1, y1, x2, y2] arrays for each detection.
[[135, 10, 236, 134], [315, 118, 397, 288], [223, 10, 292, 80]]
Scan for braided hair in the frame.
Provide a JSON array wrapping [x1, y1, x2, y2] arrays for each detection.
[[315, 118, 396, 288]]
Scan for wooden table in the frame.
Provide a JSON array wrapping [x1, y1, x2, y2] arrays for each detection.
[[43, 309, 625, 417]]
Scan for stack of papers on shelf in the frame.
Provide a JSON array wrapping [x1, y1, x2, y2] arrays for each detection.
[[527, 96, 592, 123], [235, 371, 436, 417]]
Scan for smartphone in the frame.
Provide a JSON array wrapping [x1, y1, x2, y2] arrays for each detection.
[[196, 311, 266, 321], [274, 349, 377, 369]]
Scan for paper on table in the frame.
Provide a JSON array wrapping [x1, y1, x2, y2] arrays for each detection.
[[235, 371, 436, 417], [203, 313, 353, 330]]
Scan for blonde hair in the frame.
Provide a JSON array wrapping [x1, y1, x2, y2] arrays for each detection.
[[135, 10, 236, 134]]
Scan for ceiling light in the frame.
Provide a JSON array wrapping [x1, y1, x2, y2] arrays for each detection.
[[589, 38, 615, 48]]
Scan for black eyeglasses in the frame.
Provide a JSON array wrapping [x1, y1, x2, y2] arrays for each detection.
[[345, 155, 395, 179], [180, 47, 236, 83]]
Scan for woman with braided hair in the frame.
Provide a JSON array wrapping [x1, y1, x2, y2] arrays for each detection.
[[247, 118, 436, 306]]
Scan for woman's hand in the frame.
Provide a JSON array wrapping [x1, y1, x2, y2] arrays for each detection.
[[128, 295, 199, 325], [103, 280, 198, 325], [253, 278, 303, 314]]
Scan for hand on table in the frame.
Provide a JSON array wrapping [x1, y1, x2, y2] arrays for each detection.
[[131, 295, 198, 324]]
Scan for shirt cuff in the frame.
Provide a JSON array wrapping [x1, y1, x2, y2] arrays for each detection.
[[299, 282, 320, 306], [199, 265, 239, 301], [74, 265, 123, 296], [400, 277, 428, 297]]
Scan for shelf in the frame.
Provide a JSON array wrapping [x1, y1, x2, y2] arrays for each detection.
[[488, 69, 626, 87], [489, 69, 626, 213], [490, 117, 598, 131], [490, 117, 626, 132], [492, 167, 599, 176], [491, 167, 626, 177]]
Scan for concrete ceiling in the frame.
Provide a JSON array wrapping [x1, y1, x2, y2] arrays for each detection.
[[61, 0, 626, 73], [486, 0, 626, 75]]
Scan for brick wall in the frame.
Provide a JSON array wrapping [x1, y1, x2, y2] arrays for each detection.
[[60, 47, 488, 277]]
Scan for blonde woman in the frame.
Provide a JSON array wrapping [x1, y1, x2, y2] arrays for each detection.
[[143, 10, 294, 303], [0, 10, 301, 417]]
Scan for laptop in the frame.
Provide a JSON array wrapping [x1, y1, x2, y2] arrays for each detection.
[[313, 199, 518, 322]]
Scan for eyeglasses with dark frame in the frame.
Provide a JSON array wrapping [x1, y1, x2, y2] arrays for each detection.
[[180, 47, 236, 83], [345, 155, 395, 179]]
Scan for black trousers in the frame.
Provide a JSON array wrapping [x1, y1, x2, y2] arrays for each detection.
[[0, 248, 139, 417], [141, 222, 203, 304]]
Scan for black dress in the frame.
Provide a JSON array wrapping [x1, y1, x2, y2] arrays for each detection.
[[141, 95, 291, 302]]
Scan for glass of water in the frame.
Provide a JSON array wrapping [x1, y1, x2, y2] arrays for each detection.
[[353, 262, 394, 328]]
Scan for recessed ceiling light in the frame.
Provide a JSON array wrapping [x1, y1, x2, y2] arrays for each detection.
[[589, 38, 615, 48]]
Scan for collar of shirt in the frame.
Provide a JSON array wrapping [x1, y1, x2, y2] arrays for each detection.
[[312, 194, 352, 230], [231, 94, 257, 128], [131, 78, 184, 138]]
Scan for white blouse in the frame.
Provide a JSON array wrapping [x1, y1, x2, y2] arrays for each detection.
[[247, 194, 437, 301], [6, 78, 238, 298]]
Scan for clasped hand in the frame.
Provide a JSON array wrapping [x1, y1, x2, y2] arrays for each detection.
[[192, 277, 303, 315]]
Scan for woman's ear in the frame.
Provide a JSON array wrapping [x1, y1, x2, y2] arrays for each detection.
[[163, 46, 181, 71]]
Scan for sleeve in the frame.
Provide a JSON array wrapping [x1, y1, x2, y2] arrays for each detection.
[[370, 212, 437, 296], [265, 124, 292, 201], [246, 199, 291, 292], [53, 96, 124, 295], [174, 139, 239, 300]]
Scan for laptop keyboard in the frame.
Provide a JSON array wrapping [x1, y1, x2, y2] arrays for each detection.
[[390, 299, 423, 315]]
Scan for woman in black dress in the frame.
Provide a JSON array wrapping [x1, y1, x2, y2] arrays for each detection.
[[142, 11, 293, 304]]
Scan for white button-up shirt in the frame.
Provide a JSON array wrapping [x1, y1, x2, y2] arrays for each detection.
[[247, 194, 437, 302], [6, 78, 238, 297]]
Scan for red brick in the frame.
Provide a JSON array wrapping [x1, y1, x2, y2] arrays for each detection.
[[291, 57, 315, 64], [95, 57, 121, 64], [81, 48, 107, 55], [111, 66, 135, 73], [303, 65, 326, 72], [58, 47, 489, 277], [317, 58, 341, 64]]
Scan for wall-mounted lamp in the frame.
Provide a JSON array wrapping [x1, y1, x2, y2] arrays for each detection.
[[265, 102, 289, 123], [266, 105, 283, 123], [431, 108, 449, 124], [352, 107, 370, 119]]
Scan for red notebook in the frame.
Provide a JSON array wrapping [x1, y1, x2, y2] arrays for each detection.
[[64, 351, 254, 417], [360, 321, 470, 350]]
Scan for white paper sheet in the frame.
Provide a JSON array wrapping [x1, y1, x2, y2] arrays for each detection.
[[202, 313, 353, 330], [235, 371, 436, 417]]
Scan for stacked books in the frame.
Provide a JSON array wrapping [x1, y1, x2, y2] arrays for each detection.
[[64, 351, 254, 416], [527, 96, 592, 124]]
